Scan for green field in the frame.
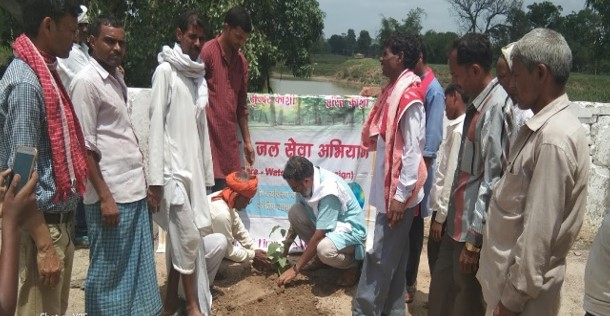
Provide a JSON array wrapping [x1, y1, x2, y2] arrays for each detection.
[[276, 54, 610, 103]]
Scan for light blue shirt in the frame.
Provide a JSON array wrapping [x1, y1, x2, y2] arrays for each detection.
[[296, 167, 367, 260]]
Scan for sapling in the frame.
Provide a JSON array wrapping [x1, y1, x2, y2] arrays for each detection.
[[266, 225, 295, 275]]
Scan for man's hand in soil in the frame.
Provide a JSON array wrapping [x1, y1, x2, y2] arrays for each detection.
[[277, 266, 298, 286]]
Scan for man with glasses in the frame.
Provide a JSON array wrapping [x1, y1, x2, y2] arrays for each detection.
[[277, 156, 366, 287]]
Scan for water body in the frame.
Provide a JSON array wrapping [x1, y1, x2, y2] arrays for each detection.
[[269, 77, 360, 95]]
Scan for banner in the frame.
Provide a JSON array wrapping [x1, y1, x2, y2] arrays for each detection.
[[241, 93, 378, 251], [127, 89, 379, 253]]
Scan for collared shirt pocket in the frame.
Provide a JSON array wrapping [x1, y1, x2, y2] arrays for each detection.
[[493, 159, 529, 217]]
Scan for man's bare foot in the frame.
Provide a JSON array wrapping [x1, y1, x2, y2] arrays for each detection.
[[162, 300, 179, 316], [185, 304, 204, 316]]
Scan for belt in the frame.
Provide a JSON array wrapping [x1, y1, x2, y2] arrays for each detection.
[[44, 211, 74, 224]]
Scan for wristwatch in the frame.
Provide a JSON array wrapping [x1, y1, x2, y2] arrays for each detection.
[[465, 242, 481, 253]]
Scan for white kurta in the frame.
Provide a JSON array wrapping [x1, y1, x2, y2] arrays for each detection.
[[148, 61, 212, 233], [148, 52, 215, 313], [58, 42, 90, 88]]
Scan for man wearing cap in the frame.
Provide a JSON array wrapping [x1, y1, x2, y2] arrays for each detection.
[[495, 42, 533, 168], [205, 171, 268, 265], [58, 5, 90, 88]]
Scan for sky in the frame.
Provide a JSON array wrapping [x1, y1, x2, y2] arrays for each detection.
[[318, 0, 588, 38]]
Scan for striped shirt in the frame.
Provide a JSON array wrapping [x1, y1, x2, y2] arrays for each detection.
[[0, 58, 80, 213], [446, 78, 508, 247], [200, 37, 249, 178]]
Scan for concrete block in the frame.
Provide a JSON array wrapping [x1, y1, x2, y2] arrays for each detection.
[[592, 120, 610, 167], [570, 103, 596, 124], [584, 165, 610, 236]]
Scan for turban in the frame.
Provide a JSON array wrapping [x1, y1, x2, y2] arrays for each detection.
[[501, 42, 516, 70], [78, 5, 89, 24], [214, 172, 258, 209]]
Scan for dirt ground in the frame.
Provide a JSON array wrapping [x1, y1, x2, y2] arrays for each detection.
[[65, 220, 590, 316]]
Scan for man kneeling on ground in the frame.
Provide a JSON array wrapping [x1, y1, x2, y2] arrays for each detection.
[[205, 171, 269, 266], [277, 156, 367, 287]]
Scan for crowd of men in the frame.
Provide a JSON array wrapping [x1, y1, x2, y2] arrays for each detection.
[[0, 0, 608, 316]]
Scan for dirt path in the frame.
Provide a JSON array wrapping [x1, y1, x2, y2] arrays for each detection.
[[66, 235, 589, 315]]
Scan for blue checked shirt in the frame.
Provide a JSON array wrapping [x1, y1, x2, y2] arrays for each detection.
[[0, 58, 80, 213]]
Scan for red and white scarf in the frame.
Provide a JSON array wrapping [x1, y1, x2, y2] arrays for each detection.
[[12, 34, 88, 201], [361, 68, 434, 209]]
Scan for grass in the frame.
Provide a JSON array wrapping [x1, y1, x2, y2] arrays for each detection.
[[274, 54, 610, 103]]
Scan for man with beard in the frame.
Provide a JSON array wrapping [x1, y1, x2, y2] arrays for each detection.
[[69, 16, 162, 316], [277, 156, 366, 288], [148, 11, 227, 316]]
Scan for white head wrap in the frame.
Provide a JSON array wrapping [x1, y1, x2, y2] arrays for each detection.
[[501, 42, 516, 70], [78, 5, 88, 24]]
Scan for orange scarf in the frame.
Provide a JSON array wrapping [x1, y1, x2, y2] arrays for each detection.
[[212, 172, 258, 208]]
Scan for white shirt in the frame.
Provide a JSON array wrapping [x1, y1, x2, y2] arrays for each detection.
[[369, 102, 426, 212], [70, 59, 147, 204], [430, 114, 465, 223], [58, 42, 89, 88], [204, 192, 255, 263], [148, 61, 212, 230]]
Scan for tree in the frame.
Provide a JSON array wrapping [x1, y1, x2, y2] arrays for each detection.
[[526, 1, 563, 29], [560, 8, 606, 73], [487, 6, 530, 50], [84, 0, 323, 90], [0, 0, 22, 25], [422, 30, 459, 64], [328, 34, 347, 55], [356, 30, 372, 55], [505, 6, 531, 41], [446, 0, 522, 33], [311, 35, 330, 54], [377, 17, 402, 45], [401, 7, 426, 35], [377, 8, 426, 46], [345, 29, 357, 56], [587, 0, 610, 51]]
